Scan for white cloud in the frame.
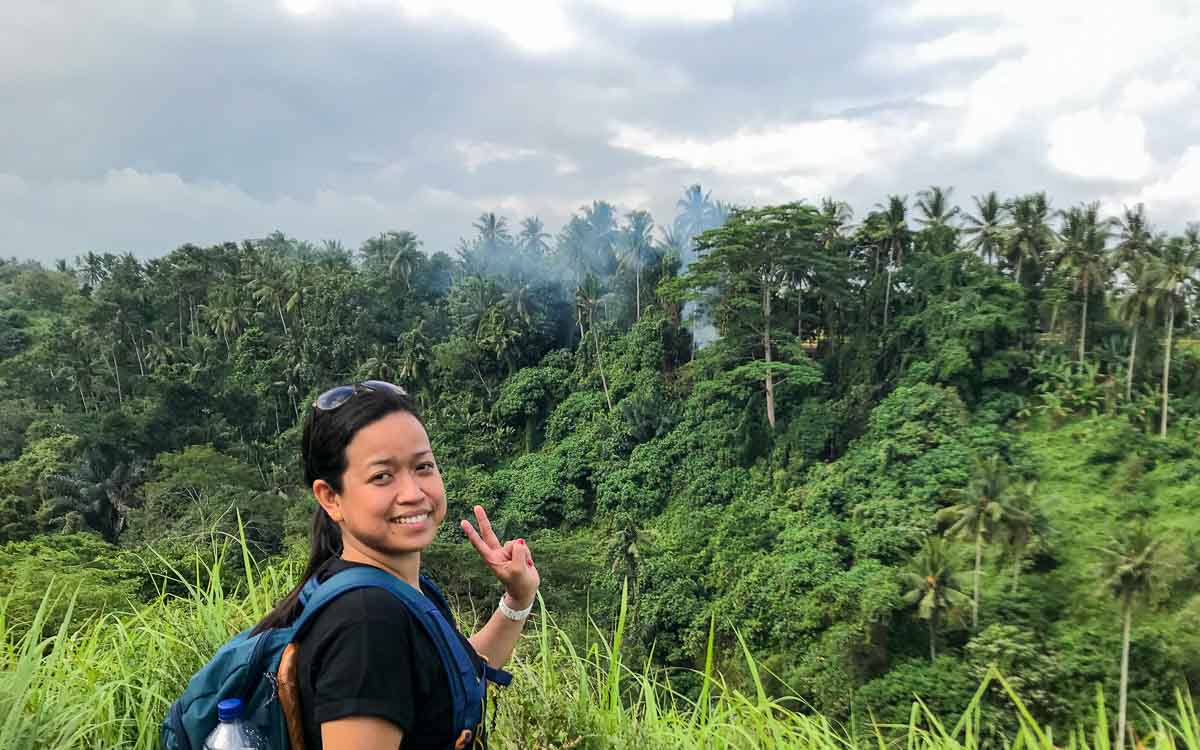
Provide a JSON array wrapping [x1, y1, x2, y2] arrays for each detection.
[[1122, 146, 1200, 216], [1047, 109, 1152, 182], [455, 140, 539, 172], [277, 0, 765, 53], [892, 1, 1200, 150], [1119, 78, 1196, 113], [610, 118, 898, 178], [280, 0, 577, 53]]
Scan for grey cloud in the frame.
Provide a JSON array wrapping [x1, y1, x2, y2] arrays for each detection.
[[1, 1, 1198, 263]]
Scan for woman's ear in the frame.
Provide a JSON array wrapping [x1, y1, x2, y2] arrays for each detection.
[[313, 480, 344, 524]]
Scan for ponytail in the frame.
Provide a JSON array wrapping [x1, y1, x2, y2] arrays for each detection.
[[252, 508, 343, 634]]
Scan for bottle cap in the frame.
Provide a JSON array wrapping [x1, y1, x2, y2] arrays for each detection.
[[217, 698, 244, 721]]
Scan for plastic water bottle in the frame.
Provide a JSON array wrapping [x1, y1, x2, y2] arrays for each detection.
[[202, 698, 262, 750]]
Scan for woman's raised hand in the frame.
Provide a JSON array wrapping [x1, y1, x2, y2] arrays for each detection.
[[460, 505, 540, 608]]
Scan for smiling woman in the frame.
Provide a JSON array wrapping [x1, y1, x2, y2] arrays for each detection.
[[249, 381, 541, 750]]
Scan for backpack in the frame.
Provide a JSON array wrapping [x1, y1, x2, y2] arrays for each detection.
[[161, 566, 513, 750]]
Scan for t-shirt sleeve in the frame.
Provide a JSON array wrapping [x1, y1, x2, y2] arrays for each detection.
[[308, 602, 418, 732]]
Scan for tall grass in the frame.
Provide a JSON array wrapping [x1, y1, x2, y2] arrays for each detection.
[[1, 543, 1196, 749]]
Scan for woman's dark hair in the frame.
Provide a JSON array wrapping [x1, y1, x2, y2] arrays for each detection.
[[252, 385, 423, 634]]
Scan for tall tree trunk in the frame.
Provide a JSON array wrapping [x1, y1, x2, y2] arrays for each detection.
[[1116, 597, 1133, 750], [797, 285, 803, 340], [277, 302, 290, 339], [1161, 305, 1175, 437], [929, 610, 938, 661], [591, 307, 613, 412], [111, 346, 124, 405], [882, 269, 893, 331], [1125, 324, 1138, 401], [973, 526, 983, 630], [1078, 280, 1089, 362], [635, 249, 641, 323], [1015, 254, 1023, 285], [763, 283, 776, 430], [1049, 302, 1060, 336]]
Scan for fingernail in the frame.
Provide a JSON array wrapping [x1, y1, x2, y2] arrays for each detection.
[[518, 539, 525, 545], [527, 559, 534, 567]]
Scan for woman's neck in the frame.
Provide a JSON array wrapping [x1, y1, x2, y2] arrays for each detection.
[[340, 542, 422, 591]]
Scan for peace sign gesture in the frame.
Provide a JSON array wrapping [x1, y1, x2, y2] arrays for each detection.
[[460, 505, 540, 608]]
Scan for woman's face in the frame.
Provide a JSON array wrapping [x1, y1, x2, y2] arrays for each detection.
[[322, 410, 447, 560]]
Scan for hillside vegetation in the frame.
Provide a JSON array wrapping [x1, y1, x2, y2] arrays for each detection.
[[1, 186, 1198, 747]]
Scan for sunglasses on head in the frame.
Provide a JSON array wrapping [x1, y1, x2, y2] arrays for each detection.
[[312, 380, 409, 411]]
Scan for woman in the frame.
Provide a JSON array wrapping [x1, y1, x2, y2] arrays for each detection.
[[253, 381, 539, 749]]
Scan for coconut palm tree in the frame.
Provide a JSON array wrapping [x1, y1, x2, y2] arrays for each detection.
[[1149, 229, 1200, 435], [873, 195, 910, 330], [935, 455, 1025, 629], [1112, 203, 1155, 270], [1095, 522, 1177, 750], [1006, 193, 1055, 284], [1057, 203, 1115, 362], [901, 537, 972, 660], [619, 210, 655, 322], [1115, 257, 1160, 400], [576, 273, 613, 411], [518, 216, 551, 259], [473, 212, 512, 256], [675, 184, 716, 246], [915, 185, 960, 228], [962, 192, 1009, 265]]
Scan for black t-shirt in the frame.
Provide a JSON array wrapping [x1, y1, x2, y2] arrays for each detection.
[[296, 558, 484, 750]]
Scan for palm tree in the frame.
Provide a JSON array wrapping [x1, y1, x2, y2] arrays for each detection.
[[1095, 522, 1176, 750], [619, 210, 655, 322], [935, 455, 1024, 629], [1057, 203, 1114, 362], [1115, 257, 1160, 400], [915, 185, 960, 228], [517, 217, 551, 259], [473, 212, 512, 256], [675, 184, 716, 246], [1149, 229, 1200, 435], [385, 231, 423, 290], [962, 192, 1009, 265], [901, 537, 972, 660], [997, 480, 1044, 592], [873, 195, 910, 330], [1006, 193, 1055, 284], [1112, 203, 1155, 270], [575, 273, 613, 411]]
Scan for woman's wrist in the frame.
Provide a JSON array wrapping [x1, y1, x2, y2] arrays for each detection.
[[502, 589, 536, 612]]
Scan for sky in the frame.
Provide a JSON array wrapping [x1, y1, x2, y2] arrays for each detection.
[[2, 0, 1199, 263]]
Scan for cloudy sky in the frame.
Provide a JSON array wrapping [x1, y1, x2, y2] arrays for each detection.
[[2, 0, 1199, 263]]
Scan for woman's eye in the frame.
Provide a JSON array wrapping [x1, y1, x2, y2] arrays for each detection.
[[372, 473, 392, 483], [417, 463, 435, 472]]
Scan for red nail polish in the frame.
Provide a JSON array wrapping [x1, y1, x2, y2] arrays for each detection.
[[518, 539, 525, 545], [527, 559, 533, 567]]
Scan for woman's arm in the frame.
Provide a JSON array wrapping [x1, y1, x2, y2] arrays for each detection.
[[321, 716, 402, 749], [467, 590, 534, 668], [460, 505, 540, 669]]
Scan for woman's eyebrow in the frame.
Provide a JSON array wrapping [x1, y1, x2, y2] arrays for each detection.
[[366, 450, 432, 468]]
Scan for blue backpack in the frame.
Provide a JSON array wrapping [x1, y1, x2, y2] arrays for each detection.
[[161, 566, 512, 750]]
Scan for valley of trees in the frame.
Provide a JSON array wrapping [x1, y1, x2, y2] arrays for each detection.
[[2, 185, 1200, 744]]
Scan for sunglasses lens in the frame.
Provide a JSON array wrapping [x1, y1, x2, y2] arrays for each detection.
[[363, 380, 409, 397], [315, 385, 356, 411]]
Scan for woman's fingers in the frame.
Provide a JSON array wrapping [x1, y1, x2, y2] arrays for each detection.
[[460, 519, 494, 559], [473, 505, 502, 549]]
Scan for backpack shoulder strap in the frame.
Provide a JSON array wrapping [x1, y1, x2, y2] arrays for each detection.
[[421, 575, 513, 688]]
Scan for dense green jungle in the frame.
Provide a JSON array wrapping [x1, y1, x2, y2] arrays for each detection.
[[2, 186, 1200, 748]]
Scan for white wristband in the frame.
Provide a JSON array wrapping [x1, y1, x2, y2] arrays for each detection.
[[498, 593, 534, 621]]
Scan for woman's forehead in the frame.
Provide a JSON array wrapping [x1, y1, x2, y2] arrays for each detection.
[[345, 412, 430, 461]]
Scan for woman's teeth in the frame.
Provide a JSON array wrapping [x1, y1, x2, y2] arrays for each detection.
[[392, 513, 429, 525]]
